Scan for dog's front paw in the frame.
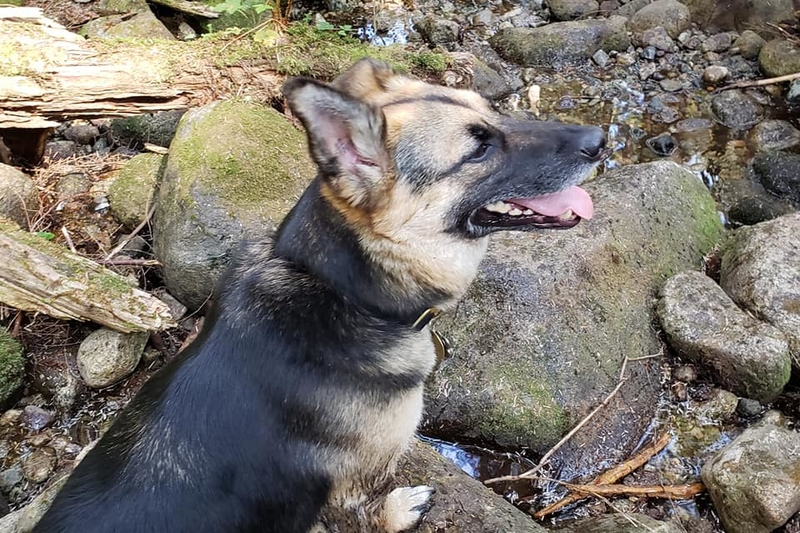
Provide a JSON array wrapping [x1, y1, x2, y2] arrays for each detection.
[[382, 485, 434, 533]]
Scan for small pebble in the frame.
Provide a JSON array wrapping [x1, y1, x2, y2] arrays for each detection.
[[659, 79, 683, 92], [703, 65, 730, 84], [592, 49, 610, 68], [673, 365, 698, 383], [737, 398, 763, 417]]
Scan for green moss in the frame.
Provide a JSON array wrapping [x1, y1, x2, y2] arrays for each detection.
[[0, 330, 24, 407], [109, 153, 164, 229], [98, 273, 137, 294], [477, 362, 568, 447]]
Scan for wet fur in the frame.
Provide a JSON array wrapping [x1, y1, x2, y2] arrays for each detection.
[[33, 60, 605, 533]]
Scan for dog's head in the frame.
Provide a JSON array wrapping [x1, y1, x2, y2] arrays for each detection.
[[282, 59, 607, 304]]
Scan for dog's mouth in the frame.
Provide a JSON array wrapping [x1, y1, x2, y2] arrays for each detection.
[[471, 186, 593, 230]]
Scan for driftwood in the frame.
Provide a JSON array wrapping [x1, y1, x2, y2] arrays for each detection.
[[0, 218, 175, 332], [0, 7, 283, 129]]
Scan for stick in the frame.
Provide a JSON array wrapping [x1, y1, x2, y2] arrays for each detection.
[[717, 72, 800, 92], [534, 432, 672, 518], [60, 226, 77, 254], [555, 482, 705, 500], [104, 204, 155, 262], [485, 356, 630, 485], [98, 258, 161, 267]]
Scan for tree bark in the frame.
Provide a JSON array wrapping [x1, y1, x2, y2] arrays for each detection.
[[0, 6, 283, 129], [0, 218, 175, 332]]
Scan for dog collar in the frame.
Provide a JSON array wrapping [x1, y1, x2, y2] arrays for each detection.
[[411, 307, 440, 331]]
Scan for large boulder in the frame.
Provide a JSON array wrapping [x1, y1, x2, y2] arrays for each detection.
[[702, 411, 800, 533], [680, 0, 794, 35], [751, 150, 800, 204], [489, 17, 630, 67], [424, 162, 725, 476], [628, 0, 691, 39], [562, 514, 681, 533], [547, 0, 601, 21], [152, 101, 314, 309], [720, 213, 800, 367], [658, 271, 790, 402], [0, 164, 39, 230]]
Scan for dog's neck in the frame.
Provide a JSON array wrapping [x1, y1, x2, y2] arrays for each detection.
[[272, 179, 448, 326]]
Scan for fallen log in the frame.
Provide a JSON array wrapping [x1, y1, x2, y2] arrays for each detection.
[[0, 218, 175, 332]]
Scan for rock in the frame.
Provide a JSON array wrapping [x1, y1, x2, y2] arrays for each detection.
[[711, 90, 763, 129], [629, 0, 691, 39], [734, 30, 766, 59], [62, 124, 100, 145], [547, 0, 600, 20], [471, 59, 512, 100], [30, 359, 83, 413], [153, 289, 188, 322], [646, 134, 678, 155], [736, 397, 762, 417], [56, 173, 92, 201], [659, 78, 683, 92], [21, 448, 56, 484], [720, 213, 800, 366], [751, 151, 800, 203], [637, 26, 675, 50], [561, 514, 682, 532], [81, 10, 175, 40], [0, 332, 24, 409], [702, 32, 732, 52], [96, 0, 149, 12], [111, 110, 185, 148], [788, 79, 800, 104], [152, 101, 313, 309], [695, 389, 739, 420], [748, 120, 800, 152], [416, 16, 460, 44], [0, 465, 22, 492], [391, 440, 548, 533], [108, 153, 163, 229], [727, 195, 796, 226], [703, 65, 729, 84], [658, 271, 790, 402], [759, 39, 800, 77], [592, 49, 610, 67], [424, 162, 724, 475], [673, 364, 698, 383], [489, 17, 630, 67], [20, 406, 55, 432], [76, 329, 149, 388], [0, 164, 39, 230], [702, 411, 800, 533]]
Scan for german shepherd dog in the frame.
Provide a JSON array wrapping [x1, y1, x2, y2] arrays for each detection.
[[33, 59, 606, 533]]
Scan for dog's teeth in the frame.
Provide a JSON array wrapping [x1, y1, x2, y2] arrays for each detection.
[[508, 208, 523, 216], [559, 210, 574, 220], [523, 209, 534, 215], [485, 201, 511, 214]]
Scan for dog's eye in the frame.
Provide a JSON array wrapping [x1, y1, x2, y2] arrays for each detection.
[[468, 142, 492, 162]]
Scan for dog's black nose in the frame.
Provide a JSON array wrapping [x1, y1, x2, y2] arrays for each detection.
[[577, 127, 607, 160]]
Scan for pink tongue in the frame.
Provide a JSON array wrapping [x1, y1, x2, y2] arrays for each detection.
[[510, 186, 594, 220]]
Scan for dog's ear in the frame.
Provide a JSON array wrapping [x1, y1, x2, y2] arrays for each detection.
[[330, 58, 396, 100], [283, 77, 388, 207]]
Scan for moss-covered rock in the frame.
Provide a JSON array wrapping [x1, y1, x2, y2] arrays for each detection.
[[152, 100, 314, 309], [110, 110, 185, 149], [0, 163, 40, 230], [488, 16, 629, 67], [759, 39, 800, 78], [109, 153, 164, 230], [0, 330, 24, 408], [80, 10, 175, 40], [628, 0, 691, 39], [423, 162, 725, 475]]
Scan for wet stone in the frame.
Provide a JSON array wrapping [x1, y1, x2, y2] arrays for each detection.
[[759, 38, 800, 78], [641, 45, 657, 60], [728, 195, 796, 226], [736, 398, 763, 417], [0, 466, 23, 491], [751, 151, 800, 203], [646, 134, 678, 156], [749, 120, 800, 152], [20, 406, 55, 432], [711, 90, 763, 129]]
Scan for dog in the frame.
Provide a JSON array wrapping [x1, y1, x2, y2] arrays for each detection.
[[32, 58, 607, 533]]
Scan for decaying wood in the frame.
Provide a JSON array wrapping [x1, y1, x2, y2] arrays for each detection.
[[0, 7, 283, 129], [0, 218, 175, 332], [534, 432, 672, 518], [717, 71, 800, 92]]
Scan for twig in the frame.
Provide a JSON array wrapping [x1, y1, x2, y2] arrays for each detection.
[[717, 71, 800, 92], [534, 432, 671, 518], [98, 258, 161, 267], [61, 226, 77, 254], [104, 204, 155, 262], [485, 356, 630, 485], [554, 481, 705, 500]]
